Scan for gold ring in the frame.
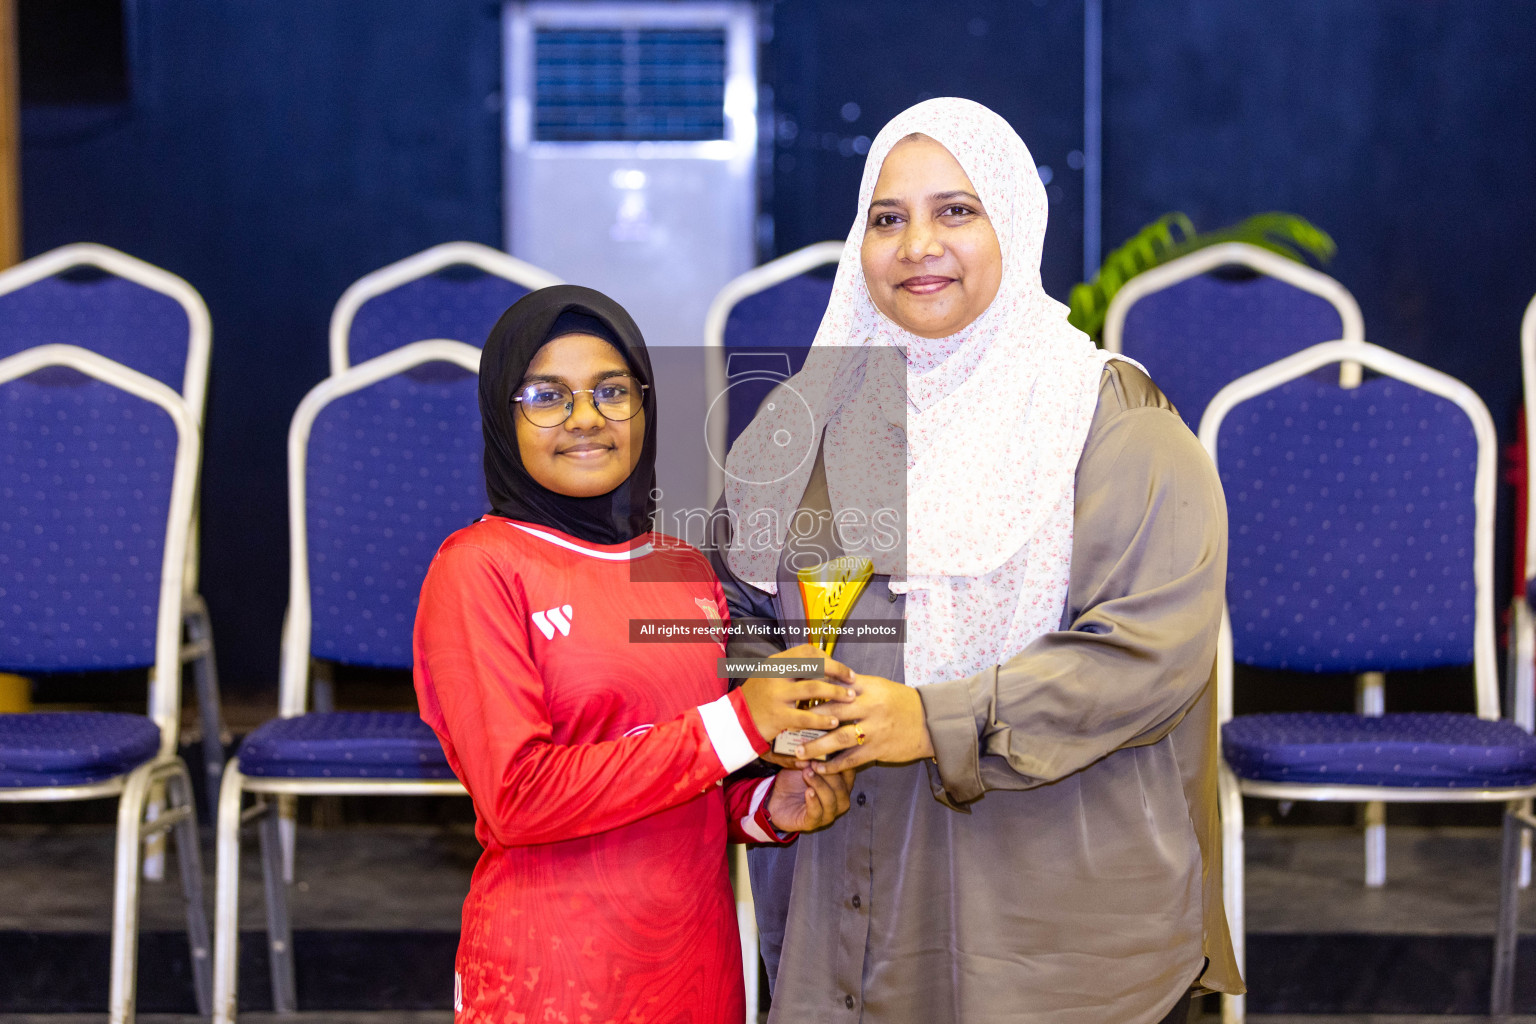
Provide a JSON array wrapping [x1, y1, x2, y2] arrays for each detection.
[[853, 723, 866, 746]]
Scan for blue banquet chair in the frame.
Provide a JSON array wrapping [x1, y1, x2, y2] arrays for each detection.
[[212, 340, 478, 1022], [1198, 340, 1536, 1022], [702, 240, 841, 503], [328, 240, 561, 375], [0, 344, 212, 1022], [1105, 240, 1401, 886], [0, 243, 226, 814], [1103, 240, 1365, 433]]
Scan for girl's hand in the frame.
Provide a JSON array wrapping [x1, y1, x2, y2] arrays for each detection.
[[795, 672, 935, 771], [766, 765, 855, 833], [740, 645, 856, 743]]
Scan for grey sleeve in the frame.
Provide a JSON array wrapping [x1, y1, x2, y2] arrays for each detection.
[[917, 404, 1228, 807], [707, 497, 788, 662]]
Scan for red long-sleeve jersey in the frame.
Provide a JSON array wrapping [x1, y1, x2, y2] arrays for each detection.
[[413, 516, 785, 1024]]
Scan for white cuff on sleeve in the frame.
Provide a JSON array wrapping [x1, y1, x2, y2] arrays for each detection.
[[739, 775, 776, 843], [699, 693, 758, 773]]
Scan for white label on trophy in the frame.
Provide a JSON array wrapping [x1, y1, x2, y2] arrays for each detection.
[[773, 727, 829, 757]]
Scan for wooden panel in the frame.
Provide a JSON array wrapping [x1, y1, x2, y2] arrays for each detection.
[[0, 0, 17, 269]]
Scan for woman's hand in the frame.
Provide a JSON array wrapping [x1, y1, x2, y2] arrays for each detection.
[[740, 644, 856, 744], [766, 765, 855, 833], [795, 672, 935, 771]]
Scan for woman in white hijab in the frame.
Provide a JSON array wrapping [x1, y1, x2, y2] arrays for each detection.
[[714, 98, 1242, 1023]]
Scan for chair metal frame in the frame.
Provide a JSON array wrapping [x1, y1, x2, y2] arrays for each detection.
[[702, 240, 842, 510], [327, 240, 562, 377], [1102, 240, 1364, 359], [0, 243, 212, 420], [212, 340, 476, 1023], [0, 242, 227, 817], [1198, 339, 1530, 1022], [1505, 293, 1536, 912], [1104, 241, 1392, 881], [0, 344, 212, 1023], [1512, 294, 1536, 737]]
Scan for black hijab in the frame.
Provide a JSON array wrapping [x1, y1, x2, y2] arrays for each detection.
[[479, 285, 658, 544]]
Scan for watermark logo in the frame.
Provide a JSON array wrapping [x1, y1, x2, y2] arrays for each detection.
[[704, 353, 819, 486]]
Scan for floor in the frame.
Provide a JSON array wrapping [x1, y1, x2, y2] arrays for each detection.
[[18, 1014, 1463, 1024], [6, 823, 1536, 1017], [6, 822, 1532, 934], [0, 823, 480, 932]]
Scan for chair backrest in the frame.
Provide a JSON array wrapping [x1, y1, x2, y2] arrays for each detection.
[[281, 340, 484, 716], [703, 241, 841, 499], [0, 344, 199, 754], [0, 243, 211, 423], [329, 241, 561, 376], [1199, 340, 1498, 726], [1104, 242, 1364, 432]]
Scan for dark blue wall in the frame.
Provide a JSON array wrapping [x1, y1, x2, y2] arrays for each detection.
[[1101, 0, 1536, 609], [19, 0, 1536, 691], [766, 0, 1086, 299], [1104, 0, 1536, 441], [22, 1, 504, 689]]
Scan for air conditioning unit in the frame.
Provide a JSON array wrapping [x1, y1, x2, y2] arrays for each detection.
[[504, 2, 758, 351]]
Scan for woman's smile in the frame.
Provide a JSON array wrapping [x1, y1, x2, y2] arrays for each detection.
[[899, 274, 956, 295], [557, 440, 615, 457]]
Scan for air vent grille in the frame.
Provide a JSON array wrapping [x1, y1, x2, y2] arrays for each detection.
[[534, 27, 728, 142]]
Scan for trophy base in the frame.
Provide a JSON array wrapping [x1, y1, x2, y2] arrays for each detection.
[[773, 728, 828, 759]]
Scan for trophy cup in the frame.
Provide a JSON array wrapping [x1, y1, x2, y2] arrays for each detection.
[[772, 555, 874, 756]]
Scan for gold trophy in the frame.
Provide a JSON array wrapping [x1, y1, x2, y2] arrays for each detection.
[[772, 555, 874, 756]]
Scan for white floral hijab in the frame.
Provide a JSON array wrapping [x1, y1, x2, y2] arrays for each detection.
[[723, 97, 1118, 686]]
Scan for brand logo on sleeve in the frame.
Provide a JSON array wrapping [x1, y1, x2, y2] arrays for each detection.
[[531, 604, 573, 640], [694, 597, 722, 628], [695, 597, 725, 649]]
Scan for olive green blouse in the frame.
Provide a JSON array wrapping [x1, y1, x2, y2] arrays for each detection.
[[714, 361, 1243, 1024]]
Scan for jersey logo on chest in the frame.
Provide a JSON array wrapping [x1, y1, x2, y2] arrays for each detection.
[[531, 604, 573, 639]]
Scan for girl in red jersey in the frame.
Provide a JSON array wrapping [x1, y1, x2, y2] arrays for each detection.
[[414, 285, 855, 1024]]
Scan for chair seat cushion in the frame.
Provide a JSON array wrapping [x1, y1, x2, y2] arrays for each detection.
[[1223, 712, 1536, 788], [237, 711, 455, 780], [0, 712, 160, 788]]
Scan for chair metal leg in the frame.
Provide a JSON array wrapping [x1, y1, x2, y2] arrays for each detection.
[[1357, 671, 1387, 888], [143, 783, 167, 883], [112, 759, 209, 1023], [278, 793, 298, 884], [213, 761, 246, 1024], [168, 764, 213, 1016], [1364, 801, 1387, 888], [258, 799, 298, 1012], [1219, 764, 1246, 1024], [1493, 802, 1527, 1016], [1517, 798, 1529, 890], [109, 762, 157, 1024], [731, 843, 758, 1024], [1512, 600, 1536, 890], [185, 597, 230, 820]]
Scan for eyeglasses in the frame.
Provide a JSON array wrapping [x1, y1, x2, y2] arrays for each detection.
[[512, 374, 649, 427]]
